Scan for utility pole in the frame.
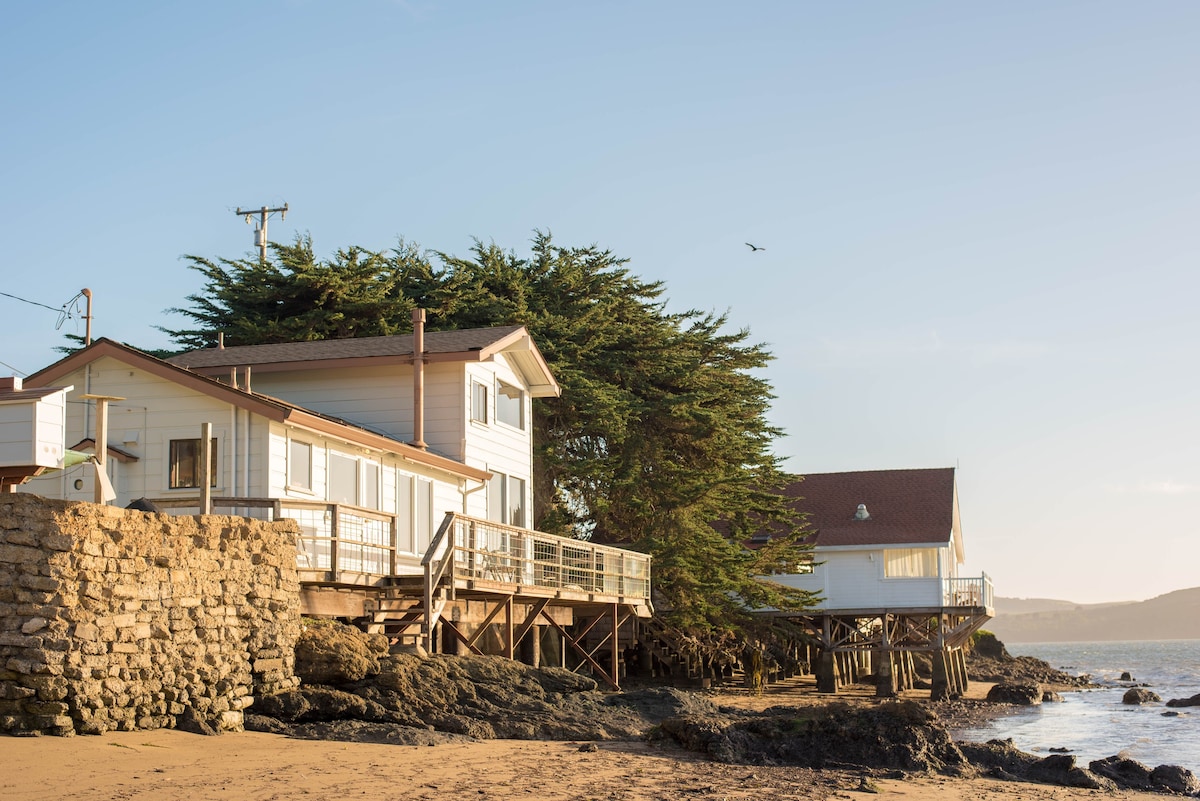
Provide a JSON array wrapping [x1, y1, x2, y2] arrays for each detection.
[[234, 203, 288, 263], [80, 288, 93, 346]]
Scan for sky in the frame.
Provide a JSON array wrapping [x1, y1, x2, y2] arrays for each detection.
[[2, 2, 1197, 605]]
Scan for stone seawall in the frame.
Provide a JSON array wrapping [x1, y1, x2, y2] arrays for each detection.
[[0, 494, 301, 736]]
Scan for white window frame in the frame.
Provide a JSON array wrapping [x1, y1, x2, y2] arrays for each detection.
[[471, 380, 489, 425], [487, 469, 527, 528], [328, 451, 359, 506], [288, 439, 314, 493], [362, 460, 380, 510], [496, 380, 525, 431]]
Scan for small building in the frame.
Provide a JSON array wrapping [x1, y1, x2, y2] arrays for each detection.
[[0, 377, 72, 491], [19, 319, 650, 687], [750, 467, 992, 698]]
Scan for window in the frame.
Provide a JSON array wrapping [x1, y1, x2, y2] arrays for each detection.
[[496, 381, 524, 429], [289, 440, 313, 490], [363, 462, 380, 510], [169, 438, 217, 489], [884, 548, 938, 578], [415, 477, 433, 553], [471, 381, 488, 424], [328, 453, 358, 505], [507, 475, 526, 527], [487, 470, 527, 528]]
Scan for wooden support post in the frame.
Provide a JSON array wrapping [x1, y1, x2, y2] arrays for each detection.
[[931, 649, 952, 701], [504, 597, 514, 659], [199, 422, 212, 514], [956, 647, 970, 692], [874, 649, 897, 697], [542, 626, 563, 668], [612, 603, 620, 688], [519, 623, 541, 667], [816, 651, 840, 693]]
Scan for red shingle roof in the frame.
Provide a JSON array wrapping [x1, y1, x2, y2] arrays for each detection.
[[779, 468, 958, 548]]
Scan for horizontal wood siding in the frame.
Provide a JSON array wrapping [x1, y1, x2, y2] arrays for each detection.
[[0, 403, 37, 466], [237, 363, 466, 459], [462, 356, 533, 518], [775, 546, 952, 610], [20, 358, 242, 508]]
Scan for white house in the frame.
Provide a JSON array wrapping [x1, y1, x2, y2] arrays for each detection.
[[21, 320, 557, 574], [20, 321, 652, 679], [757, 467, 993, 613]]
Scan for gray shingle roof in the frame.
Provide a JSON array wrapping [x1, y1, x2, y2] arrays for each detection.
[[167, 326, 526, 369]]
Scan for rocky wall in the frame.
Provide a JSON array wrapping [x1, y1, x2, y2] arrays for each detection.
[[0, 494, 301, 736]]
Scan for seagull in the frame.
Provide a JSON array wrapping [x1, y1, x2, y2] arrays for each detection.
[[745, 242, 765, 252]]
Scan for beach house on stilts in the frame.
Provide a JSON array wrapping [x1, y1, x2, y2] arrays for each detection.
[[18, 312, 651, 689], [749, 468, 993, 699]]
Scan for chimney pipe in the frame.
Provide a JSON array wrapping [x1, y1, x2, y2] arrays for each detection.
[[411, 308, 427, 450]]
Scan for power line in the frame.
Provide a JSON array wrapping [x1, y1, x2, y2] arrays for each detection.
[[0, 290, 63, 313]]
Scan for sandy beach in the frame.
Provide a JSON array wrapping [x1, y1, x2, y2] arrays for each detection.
[[0, 677, 1168, 801]]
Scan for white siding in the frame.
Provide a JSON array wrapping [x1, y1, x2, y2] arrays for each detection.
[[21, 358, 244, 507], [773, 544, 955, 610], [0, 403, 37, 466], [461, 355, 534, 523], [230, 362, 473, 463]]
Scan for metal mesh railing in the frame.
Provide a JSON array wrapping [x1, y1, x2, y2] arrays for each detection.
[[445, 514, 651, 599]]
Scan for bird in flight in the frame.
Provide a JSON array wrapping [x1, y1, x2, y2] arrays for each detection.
[[745, 242, 765, 252]]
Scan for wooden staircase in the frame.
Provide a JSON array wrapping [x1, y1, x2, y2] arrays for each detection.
[[364, 576, 450, 646]]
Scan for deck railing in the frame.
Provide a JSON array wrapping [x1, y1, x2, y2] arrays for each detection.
[[144, 497, 651, 599], [943, 573, 994, 610], [426, 512, 652, 600]]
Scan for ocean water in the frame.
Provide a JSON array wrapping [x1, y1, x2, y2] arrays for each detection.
[[954, 640, 1200, 775]]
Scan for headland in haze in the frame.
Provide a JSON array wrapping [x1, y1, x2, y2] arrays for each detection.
[[986, 587, 1200, 643]]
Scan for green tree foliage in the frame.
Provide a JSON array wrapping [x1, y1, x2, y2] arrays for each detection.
[[166, 232, 818, 636], [161, 236, 421, 349]]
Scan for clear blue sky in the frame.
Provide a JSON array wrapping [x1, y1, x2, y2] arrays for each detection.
[[2, 2, 1197, 605]]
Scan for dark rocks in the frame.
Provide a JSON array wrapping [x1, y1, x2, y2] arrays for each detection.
[[1149, 764, 1200, 795], [969, 652, 1094, 690], [1119, 671, 1134, 682], [985, 683, 1043, 705], [255, 622, 708, 743], [1041, 690, 1063, 703], [1121, 688, 1161, 705], [660, 701, 969, 773], [1165, 692, 1200, 708], [1028, 753, 1115, 790], [175, 706, 219, 736], [1090, 756, 1154, 790]]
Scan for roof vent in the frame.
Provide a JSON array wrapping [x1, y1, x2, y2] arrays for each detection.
[[854, 503, 870, 521]]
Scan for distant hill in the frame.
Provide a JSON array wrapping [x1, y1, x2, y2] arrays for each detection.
[[986, 587, 1200, 643]]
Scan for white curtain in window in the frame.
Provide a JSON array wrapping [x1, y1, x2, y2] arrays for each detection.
[[884, 548, 938, 577]]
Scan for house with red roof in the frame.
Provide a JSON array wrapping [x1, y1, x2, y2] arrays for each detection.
[[758, 467, 991, 612]]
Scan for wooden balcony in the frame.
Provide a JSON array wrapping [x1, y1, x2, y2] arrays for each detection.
[[143, 497, 652, 610]]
